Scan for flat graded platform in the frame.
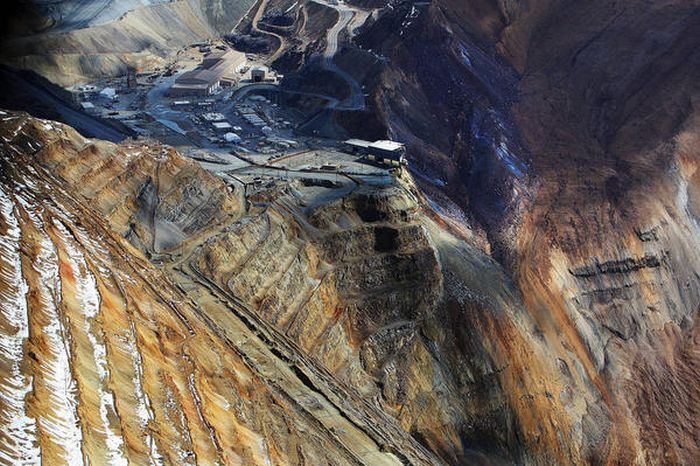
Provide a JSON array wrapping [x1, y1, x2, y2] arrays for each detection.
[[269, 149, 387, 175]]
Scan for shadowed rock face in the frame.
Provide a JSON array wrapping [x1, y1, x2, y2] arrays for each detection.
[[351, 0, 700, 463]]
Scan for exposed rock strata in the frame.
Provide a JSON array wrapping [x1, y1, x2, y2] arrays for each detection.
[[1, 0, 700, 462], [346, 1, 700, 463], [0, 112, 556, 465], [1, 111, 419, 465]]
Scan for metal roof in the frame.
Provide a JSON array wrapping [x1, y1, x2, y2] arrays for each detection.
[[344, 139, 405, 152], [174, 50, 246, 87], [201, 112, 227, 121], [369, 140, 405, 152], [344, 138, 372, 148]]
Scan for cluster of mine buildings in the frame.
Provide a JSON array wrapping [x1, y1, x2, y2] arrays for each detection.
[[169, 48, 272, 97], [72, 42, 407, 169]]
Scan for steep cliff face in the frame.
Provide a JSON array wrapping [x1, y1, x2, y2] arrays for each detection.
[[351, 0, 700, 463], [513, 109, 700, 465], [354, 0, 528, 242]]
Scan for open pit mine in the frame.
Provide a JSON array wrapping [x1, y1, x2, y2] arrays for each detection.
[[1, 0, 700, 465]]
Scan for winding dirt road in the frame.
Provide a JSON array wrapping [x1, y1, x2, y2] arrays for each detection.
[[312, 0, 366, 110], [251, 0, 289, 62]]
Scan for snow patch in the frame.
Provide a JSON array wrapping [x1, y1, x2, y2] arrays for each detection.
[[16, 196, 84, 465], [54, 220, 128, 466], [458, 43, 472, 68], [494, 141, 525, 179], [399, 5, 420, 35], [0, 187, 40, 466], [125, 317, 163, 465]]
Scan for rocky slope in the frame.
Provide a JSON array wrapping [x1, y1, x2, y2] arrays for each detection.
[[0, 0, 256, 86], [0, 111, 588, 465], [1, 111, 431, 465], [251, 0, 700, 462], [342, 0, 700, 463], [2, 0, 700, 464]]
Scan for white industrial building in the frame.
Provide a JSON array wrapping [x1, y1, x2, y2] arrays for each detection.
[[344, 139, 407, 166], [212, 121, 233, 132], [169, 49, 247, 97]]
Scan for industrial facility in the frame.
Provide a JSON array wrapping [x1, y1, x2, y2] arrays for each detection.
[[251, 66, 267, 82], [343, 139, 407, 166], [169, 49, 247, 97]]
